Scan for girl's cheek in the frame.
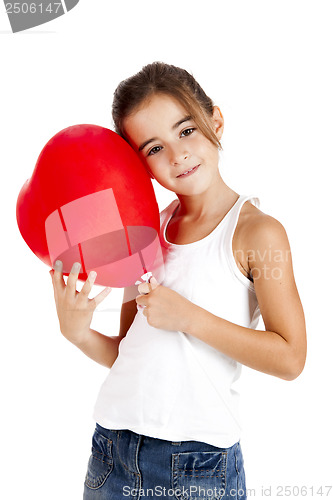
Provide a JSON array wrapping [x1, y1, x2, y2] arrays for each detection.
[[147, 156, 163, 172]]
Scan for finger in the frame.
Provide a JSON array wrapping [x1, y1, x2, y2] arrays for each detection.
[[149, 276, 159, 290], [89, 286, 112, 309], [79, 270, 97, 299], [138, 282, 152, 295], [135, 294, 147, 307], [66, 262, 81, 295], [51, 260, 65, 291]]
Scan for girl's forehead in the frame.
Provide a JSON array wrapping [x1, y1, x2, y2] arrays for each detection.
[[124, 95, 189, 142], [133, 94, 187, 121]]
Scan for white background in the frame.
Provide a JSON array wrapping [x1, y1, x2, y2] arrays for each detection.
[[1, 1, 332, 498]]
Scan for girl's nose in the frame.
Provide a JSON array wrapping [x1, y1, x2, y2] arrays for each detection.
[[169, 146, 190, 165]]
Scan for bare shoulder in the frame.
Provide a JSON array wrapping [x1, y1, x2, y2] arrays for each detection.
[[239, 201, 288, 239], [233, 201, 290, 277]]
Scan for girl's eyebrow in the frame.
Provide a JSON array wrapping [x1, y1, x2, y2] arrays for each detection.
[[138, 115, 192, 152]]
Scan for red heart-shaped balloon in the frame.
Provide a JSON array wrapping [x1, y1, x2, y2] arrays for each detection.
[[16, 124, 162, 287]]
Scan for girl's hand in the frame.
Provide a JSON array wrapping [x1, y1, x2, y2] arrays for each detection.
[[136, 277, 194, 331], [49, 261, 112, 345]]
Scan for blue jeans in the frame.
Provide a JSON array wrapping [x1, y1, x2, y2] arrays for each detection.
[[83, 424, 246, 500]]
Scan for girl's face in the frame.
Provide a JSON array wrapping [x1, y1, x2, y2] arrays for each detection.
[[123, 94, 224, 196]]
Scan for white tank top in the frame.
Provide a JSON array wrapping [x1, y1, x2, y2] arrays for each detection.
[[93, 194, 261, 447]]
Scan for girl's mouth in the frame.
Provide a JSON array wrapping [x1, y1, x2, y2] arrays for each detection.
[[177, 164, 200, 178]]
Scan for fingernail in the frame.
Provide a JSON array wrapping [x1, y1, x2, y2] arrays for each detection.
[[54, 260, 62, 271], [88, 271, 97, 282], [72, 262, 81, 273]]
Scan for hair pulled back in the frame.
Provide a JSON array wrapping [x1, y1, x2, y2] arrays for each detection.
[[112, 61, 222, 150]]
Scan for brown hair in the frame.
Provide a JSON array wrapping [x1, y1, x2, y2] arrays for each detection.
[[112, 61, 222, 151]]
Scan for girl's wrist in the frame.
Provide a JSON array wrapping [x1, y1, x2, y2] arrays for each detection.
[[180, 300, 201, 335], [62, 326, 91, 347]]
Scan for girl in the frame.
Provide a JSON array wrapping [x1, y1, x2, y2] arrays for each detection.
[[50, 62, 307, 499]]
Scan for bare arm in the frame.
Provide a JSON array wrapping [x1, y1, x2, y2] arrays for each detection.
[[76, 296, 138, 368], [181, 216, 307, 380], [50, 261, 138, 368], [74, 330, 124, 368]]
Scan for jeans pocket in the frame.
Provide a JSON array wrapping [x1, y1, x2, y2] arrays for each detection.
[[84, 428, 113, 490], [172, 450, 227, 499]]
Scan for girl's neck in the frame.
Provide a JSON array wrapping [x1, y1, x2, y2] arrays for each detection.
[[175, 177, 239, 222]]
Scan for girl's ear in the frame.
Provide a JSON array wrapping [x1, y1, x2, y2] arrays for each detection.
[[212, 106, 224, 140]]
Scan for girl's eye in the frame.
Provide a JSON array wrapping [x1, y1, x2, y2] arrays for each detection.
[[146, 128, 196, 156], [180, 127, 196, 137], [147, 145, 162, 156]]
